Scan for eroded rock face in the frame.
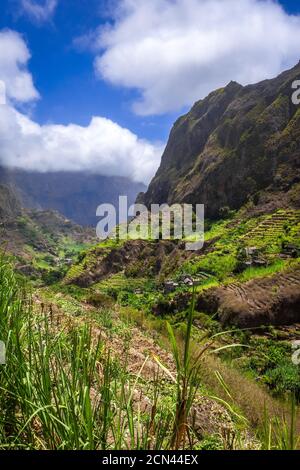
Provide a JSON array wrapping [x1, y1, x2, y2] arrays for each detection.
[[139, 62, 300, 218], [197, 267, 300, 328]]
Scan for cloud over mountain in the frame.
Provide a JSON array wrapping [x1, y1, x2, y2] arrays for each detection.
[[94, 0, 300, 115], [0, 106, 163, 184], [0, 29, 162, 184]]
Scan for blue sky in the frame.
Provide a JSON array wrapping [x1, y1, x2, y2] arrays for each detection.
[[0, 0, 177, 142], [1, 0, 300, 184]]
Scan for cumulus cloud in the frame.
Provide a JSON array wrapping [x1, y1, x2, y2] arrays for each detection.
[[0, 30, 39, 103], [0, 29, 162, 184], [20, 0, 58, 24], [94, 0, 300, 115], [0, 105, 163, 184]]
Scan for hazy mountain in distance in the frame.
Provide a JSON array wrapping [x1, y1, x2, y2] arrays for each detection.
[[0, 168, 146, 227]]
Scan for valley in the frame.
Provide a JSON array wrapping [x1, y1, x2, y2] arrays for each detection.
[[1, 62, 300, 451]]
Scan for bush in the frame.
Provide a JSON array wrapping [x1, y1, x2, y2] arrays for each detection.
[[219, 206, 231, 219], [42, 269, 65, 285], [264, 360, 300, 401], [86, 292, 114, 308], [198, 435, 223, 450]]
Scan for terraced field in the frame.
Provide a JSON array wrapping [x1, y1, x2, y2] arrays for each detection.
[[198, 265, 300, 327], [241, 210, 300, 247]]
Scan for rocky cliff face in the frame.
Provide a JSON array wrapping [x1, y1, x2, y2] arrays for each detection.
[[139, 62, 300, 218]]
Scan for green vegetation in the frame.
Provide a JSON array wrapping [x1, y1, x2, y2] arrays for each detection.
[[2, 59, 300, 451], [227, 335, 300, 402], [0, 257, 175, 449], [181, 252, 237, 281], [1, 241, 299, 450], [1, 205, 300, 450]]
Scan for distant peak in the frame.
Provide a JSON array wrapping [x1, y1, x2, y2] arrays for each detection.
[[226, 80, 242, 89]]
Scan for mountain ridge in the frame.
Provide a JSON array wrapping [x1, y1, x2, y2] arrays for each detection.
[[138, 62, 300, 217], [0, 168, 146, 227]]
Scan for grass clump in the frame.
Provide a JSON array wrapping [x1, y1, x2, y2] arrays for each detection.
[[0, 256, 212, 450], [1, 254, 299, 450]]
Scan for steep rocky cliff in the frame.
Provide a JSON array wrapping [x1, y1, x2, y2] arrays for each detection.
[[139, 62, 300, 218]]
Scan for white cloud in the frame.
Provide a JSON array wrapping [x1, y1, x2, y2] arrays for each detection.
[[0, 30, 39, 103], [20, 0, 58, 24], [0, 28, 162, 184], [94, 0, 300, 115], [0, 105, 163, 184]]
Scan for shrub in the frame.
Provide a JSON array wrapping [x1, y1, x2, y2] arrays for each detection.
[[86, 292, 114, 308], [264, 361, 300, 401], [42, 268, 65, 285]]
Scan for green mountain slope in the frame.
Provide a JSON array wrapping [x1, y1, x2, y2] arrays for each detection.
[[62, 64, 300, 331], [0, 183, 94, 281]]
